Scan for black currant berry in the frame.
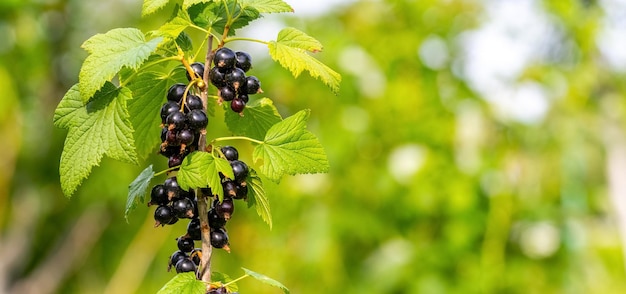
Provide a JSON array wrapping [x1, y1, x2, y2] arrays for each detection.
[[235, 183, 248, 200], [208, 208, 227, 229], [149, 184, 168, 206], [168, 153, 183, 168], [244, 76, 261, 94], [219, 86, 235, 102], [230, 160, 249, 182], [186, 62, 205, 81], [209, 287, 228, 294], [168, 250, 188, 271], [176, 129, 195, 145], [221, 146, 239, 161], [177, 236, 195, 253], [154, 205, 175, 227], [209, 67, 227, 87], [167, 83, 186, 102], [184, 94, 203, 112], [166, 111, 187, 130], [172, 197, 195, 219], [160, 127, 167, 142], [160, 101, 180, 124], [222, 180, 237, 197], [239, 93, 250, 104], [213, 47, 236, 69], [200, 187, 213, 196], [175, 258, 196, 273], [210, 228, 229, 249], [235, 51, 252, 72], [225, 68, 246, 91], [165, 130, 179, 145], [190, 248, 202, 265], [216, 197, 234, 220], [230, 98, 246, 113], [160, 145, 180, 158], [187, 218, 201, 240], [187, 109, 208, 130], [164, 177, 181, 200]]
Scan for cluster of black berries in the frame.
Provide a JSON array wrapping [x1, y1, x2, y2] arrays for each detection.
[[159, 76, 208, 168], [209, 47, 262, 114]]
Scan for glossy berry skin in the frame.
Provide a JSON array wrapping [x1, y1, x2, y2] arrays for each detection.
[[187, 218, 201, 240], [168, 250, 188, 271], [166, 111, 187, 130], [176, 129, 195, 145], [187, 109, 208, 130], [209, 67, 227, 87], [208, 209, 227, 229], [184, 94, 203, 112], [235, 51, 252, 72], [175, 258, 196, 273], [222, 180, 237, 197], [209, 287, 228, 294], [225, 68, 246, 90], [149, 184, 168, 206], [169, 153, 183, 168], [213, 47, 236, 69], [154, 205, 175, 227], [167, 83, 186, 102], [186, 62, 205, 81], [230, 160, 249, 182], [172, 197, 195, 219], [238, 93, 249, 104], [244, 76, 261, 94], [230, 98, 246, 113], [221, 146, 238, 161], [190, 248, 202, 265], [177, 236, 195, 253], [160, 126, 168, 142], [164, 177, 181, 200], [160, 101, 180, 124], [219, 86, 235, 102], [210, 228, 229, 249], [216, 197, 234, 220], [235, 183, 248, 200]]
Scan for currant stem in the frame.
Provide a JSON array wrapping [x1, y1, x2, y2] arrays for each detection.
[[212, 136, 264, 145], [223, 274, 250, 287], [223, 37, 268, 45], [154, 165, 181, 177]]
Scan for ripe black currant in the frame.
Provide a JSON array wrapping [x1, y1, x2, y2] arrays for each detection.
[[160, 101, 180, 124], [154, 205, 175, 227], [168, 153, 183, 168], [175, 258, 196, 273], [190, 248, 202, 265], [209, 67, 227, 88], [186, 62, 205, 81], [213, 47, 236, 69], [166, 111, 187, 130], [209, 287, 228, 294], [208, 208, 227, 229], [184, 94, 203, 112], [244, 76, 261, 94], [235, 183, 248, 200], [221, 146, 239, 161], [172, 197, 195, 219], [230, 160, 249, 182], [176, 129, 195, 145], [215, 197, 234, 220], [238, 93, 249, 104], [160, 127, 167, 142], [164, 177, 181, 200], [187, 109, 208, 130], [225, 68, 246, 91], [187, 217, 201, 240], [235, 51, 252, 72], [210, 228, 229, 249], [230, 97, 246, 113], [177, 236, 195, 253], [219, 86, 236, 102], [168, 250, 188, 271], [167, 83, 186, 102], [149, 184, 168, 206], [222, 180, 237, 197]]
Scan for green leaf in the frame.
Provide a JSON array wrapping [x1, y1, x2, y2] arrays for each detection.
[[156, 5, 194, 39], [55, 82, 138, 196], [188, 2, 220, 28], [127, 71, 177, 158], [188, 1, 260, 35], [176, 32, 194, 54], [183, 0, 212, 9], [211, 272, 238, 293], [242, 268, 289, 294], [79, 28, 162, 101], [142, 0, 170, 16], [268, 28, 340, 93], [246, 168, 272, 228], [252, 110, 329, 183], [224, 97, 282, 141], [157, 272, 206, 294], [240, 0, 293, 13], [126, 165, 154, 222], [178, 151, 234, 201]]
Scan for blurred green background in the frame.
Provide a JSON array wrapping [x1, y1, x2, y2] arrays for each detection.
[[2, 0, 626, 293]]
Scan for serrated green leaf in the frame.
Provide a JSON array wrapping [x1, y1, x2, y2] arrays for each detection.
[[224, 97, 282, 141], [252, 110, 329, 183], [156, 5, 193, 39], [183, 0, 212, 9], [246, 168, 272, 228], [79, 28, 162, 101], [127, 71, 176, 158], [211, 272, 238, 293], [240, 0, 293, 13], [188, 1, 259, 35], [177, 151, 234, 201], [176, 32, 194, 54], [142, 0, 170, 16], [55, 82, 138, 196], [242, 268, 289, 294], [188, 2, 220, 28], [268, 28, 340, 93], [157, 272, 206, 294], [126, 165, 154, 222]]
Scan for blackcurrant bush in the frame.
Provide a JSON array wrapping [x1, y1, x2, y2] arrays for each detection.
[[167, 83, 186, 102], [230, 160, 249, 182], [230, 97, 246, 113], [235, 51, 252, 72], [225, 68, 246, 91], [175, 258, 196, 273], [187, 217, 201, 240], [209, 67, 227, 88], [160, 101, 180, 124], [244, 76, 261, 94], [149, 184, 168, 206], [221, 146, 239, 161], [219, 86, 235, 102], [186, 62, 205, 81], [176, 129, 195, 145], [164, 177, 181, 200], [168, 250, 188, 271], [177, 236, 195, 253], [166, 111, 187, 130], [216, 197, 234, 220], [208, 209, 227, 229], [213, 47, 236, 69], [187, 109, 208, 130], [184, 94, 203, 112], [172, 197, 195, 219], [154, 205, 175, 227], [210, 228, 229, 249]]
